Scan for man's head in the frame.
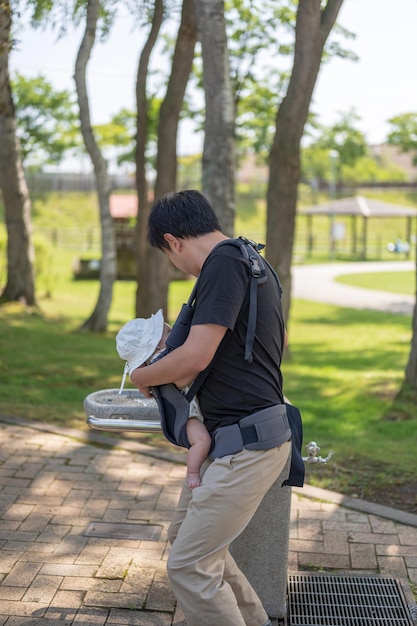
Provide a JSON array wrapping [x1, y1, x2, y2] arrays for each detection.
[[148, 190, 222, 250]]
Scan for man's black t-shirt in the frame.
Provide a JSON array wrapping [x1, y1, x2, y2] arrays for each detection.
[[191, 241, 285, 433]]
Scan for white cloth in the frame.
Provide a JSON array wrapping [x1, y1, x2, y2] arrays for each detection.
[[116, 310, 164, 375]]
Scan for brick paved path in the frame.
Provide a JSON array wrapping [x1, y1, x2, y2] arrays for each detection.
[[1, 417, 416, 625]]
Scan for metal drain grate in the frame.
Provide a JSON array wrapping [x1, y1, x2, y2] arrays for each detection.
[[84, 522, 162, 541], [287, 574, 414, 625]]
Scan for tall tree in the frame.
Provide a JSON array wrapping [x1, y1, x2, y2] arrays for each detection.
[[194, 0, 235, 235], [134, 0, 164, 320], [405, 296, 417, 390], [0, 0, 36, 306], [74, 0, 117, 331], [135, 0, 197, 318], [266, 0, 344, 325], [387, 113, 417, 387]]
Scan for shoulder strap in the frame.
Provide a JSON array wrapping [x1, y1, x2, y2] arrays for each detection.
[[214, 237, 282, 363], [186, 236, 282, 400]]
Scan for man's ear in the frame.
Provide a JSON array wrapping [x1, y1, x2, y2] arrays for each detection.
[[163, 233, 181, 250]]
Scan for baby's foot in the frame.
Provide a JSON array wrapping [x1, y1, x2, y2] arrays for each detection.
[[187, 473, 202, 489]]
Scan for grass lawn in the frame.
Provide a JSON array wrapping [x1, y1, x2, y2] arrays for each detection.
[[335, 270, 416, 295]]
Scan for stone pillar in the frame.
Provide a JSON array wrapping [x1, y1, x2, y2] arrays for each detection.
[[230, 456, 292, 620]]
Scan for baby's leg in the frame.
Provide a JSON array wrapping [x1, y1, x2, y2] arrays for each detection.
[[186, 418, 211, 489]]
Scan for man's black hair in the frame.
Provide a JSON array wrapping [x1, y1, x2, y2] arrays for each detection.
[[148, 190, 222, 250]]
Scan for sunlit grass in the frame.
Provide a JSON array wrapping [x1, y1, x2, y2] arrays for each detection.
[[335, 270, 416, 295]]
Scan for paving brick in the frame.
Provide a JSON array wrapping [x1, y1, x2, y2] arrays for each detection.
[[377, 555, 408, 577], [63, 489, 93, 507], [289, 539, 324, 554], [369, 516, 397, 534], [39, 564, 98, 577], [60, 577, 121, 592], [108, 607, 172, 624], [2, 504, 34, 521], [83, 590, 144, 609], [81, 499, 110, 518], [376, 543, 417, 557], [95, 548, 135, 580], [0, 587, 25, 600], [12, 541, 60, 554], [397, 525, 417, 545], [14, 462, 46, 479], [22, 574, 63, 603], [0, 550, 24, 574], [144, 569, 176, 612], [43, 606, 79, 621], [297, 520, 323, 541], [0, 520, 20, 531], [74, 545, 110, 565], [348, 531, 400, 545], [323, 530, 349, 555], [49, 589, 85, 608], [408, 568, 417, 585], [323, 520, 371, 532], [297, 552, 351, 570], [3, 562, 42, 587], [349, 542, 377, 569], [72, 606, 110, 624], [18, 514, 52, 533], [0, 599, 49, 617]]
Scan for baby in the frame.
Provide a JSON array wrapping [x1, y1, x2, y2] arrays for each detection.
[[116, 310, 211, 489]]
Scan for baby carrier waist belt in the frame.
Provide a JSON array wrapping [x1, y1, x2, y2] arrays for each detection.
[[209, 403, 291, 460]]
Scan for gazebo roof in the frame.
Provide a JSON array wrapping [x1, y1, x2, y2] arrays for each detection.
[[299, 195, 417, 218]]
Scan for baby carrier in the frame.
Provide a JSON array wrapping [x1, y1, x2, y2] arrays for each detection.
[[152, 237, 305, 487]]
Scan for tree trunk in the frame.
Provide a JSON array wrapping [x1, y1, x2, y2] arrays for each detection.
[[135, 0, 164, 320], [74, 0, 117, 332], [194, 0, 235, 236], [266, 0, 344, 326], [405, 262, 417, 388], [0, 0, 36, 306], [135, 0, 197, 319]]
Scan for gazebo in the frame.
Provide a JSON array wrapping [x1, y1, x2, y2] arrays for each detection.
[[298, 195, 417, 259]]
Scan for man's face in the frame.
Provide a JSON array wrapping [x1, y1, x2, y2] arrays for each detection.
[[164, 236, 194, 275]]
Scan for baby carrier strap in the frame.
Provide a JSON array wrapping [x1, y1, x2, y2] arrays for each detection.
[[213, 237, 282, 363]]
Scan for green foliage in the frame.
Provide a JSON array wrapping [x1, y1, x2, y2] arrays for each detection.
[[93, 108, 136, 167], [25, 0, 117, 38], [310, 109, 368, 168], [12, 72, 81, 168], [387, 112, 417, 165], [301, 111, 409, 186], [341, 155, 407, 185]]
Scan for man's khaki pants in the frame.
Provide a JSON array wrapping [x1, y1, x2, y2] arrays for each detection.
[[167, 441, 291, 626]]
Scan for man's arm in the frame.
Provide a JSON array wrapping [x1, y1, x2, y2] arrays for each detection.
[[130, 323, 228, 397]]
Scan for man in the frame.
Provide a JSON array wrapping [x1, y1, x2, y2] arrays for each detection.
[[130, 189, 291, 626]]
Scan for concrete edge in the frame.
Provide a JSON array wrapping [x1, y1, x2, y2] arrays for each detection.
[[294, 483, 417, 528], [1, 413, 416, 528]]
